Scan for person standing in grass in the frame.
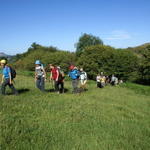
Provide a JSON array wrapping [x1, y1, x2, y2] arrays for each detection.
[[96, 72, 106, 88], [35, 60, 46, 92], [57, 66, 65, 93], [96, 73, 101, 88], [110, 74, 118, 86], [0, 59, 18, 95], [68, 65, 80, 94], [49, 64, 59, 93], [100, 72, 106, 88], [79, 68, 87, 90]]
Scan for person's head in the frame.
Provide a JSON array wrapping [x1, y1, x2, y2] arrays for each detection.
[[69, 65, 74, 70], [100, 72, 104, 76], [80, 68, 83, 72], [49, 64, 54, 69], [0, 59, 7, 68], [35, 60, 41, 67]]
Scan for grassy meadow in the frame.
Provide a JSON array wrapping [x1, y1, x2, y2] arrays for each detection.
[[0, 74, 150, 150]]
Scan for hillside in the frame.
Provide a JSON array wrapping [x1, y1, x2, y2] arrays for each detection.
[[133, 42, 150, 49], [9, 43, 75, 72], [127, 42, 150, 55], [0, 52, 11, 58], [0, 74, 150, 150]]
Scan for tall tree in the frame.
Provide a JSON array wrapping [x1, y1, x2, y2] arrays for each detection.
[[76, 33, 103, 56], [139, 45, 150, 84]]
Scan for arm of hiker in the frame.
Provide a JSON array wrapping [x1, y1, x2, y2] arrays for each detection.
[[9, 72, 12, 85], [1, 75, 4, 83], [42, 68, 46, 81], [56, 70, 59, 81], [50, 71, 52, 81]]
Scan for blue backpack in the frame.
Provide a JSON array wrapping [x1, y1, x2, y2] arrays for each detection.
[[69, 69, 80, 80]]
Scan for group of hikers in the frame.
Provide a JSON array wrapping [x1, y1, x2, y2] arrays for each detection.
[[0, 59, 122, 95], [35, 60, 87, 94], [96, 72, 123, 88]]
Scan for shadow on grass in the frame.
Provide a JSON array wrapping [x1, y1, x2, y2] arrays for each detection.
[[4, 88, 30, 95], [45, 88, 69, 93], [18, 88, 30, 94]]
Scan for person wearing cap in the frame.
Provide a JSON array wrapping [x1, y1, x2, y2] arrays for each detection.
[[68, 65, 80, 94], [0, 59, 18, 95], [35, 60, 46, 91]]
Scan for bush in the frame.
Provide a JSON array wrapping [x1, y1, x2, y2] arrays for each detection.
[[77, 45, 139, 81]]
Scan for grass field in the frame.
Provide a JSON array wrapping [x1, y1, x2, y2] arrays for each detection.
[[0, 75, 150, 150]]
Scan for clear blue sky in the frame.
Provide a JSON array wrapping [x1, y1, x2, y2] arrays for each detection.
[[0, 0, 150, 55]]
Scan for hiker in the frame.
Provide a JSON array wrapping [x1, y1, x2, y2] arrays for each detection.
[[105, 75, 110, 85], [119, 79, 123, 84], [79, 68, 87, 90], [68, 65, 80, 94], [110, 75, 118, 86], [96, 73, 106, 88], [35, 60, 46, 91], [57, 66, 65, 93], [49, 64, 59, 93], [0, 59, 18, 95]]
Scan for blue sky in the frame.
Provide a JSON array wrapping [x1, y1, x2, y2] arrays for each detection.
[[0, 0, 150, 55]]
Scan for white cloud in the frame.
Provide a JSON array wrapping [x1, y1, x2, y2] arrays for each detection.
[[104, 30, 131, 40]]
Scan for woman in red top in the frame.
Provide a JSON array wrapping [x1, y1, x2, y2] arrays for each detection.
[[49, 64, 59, 92]]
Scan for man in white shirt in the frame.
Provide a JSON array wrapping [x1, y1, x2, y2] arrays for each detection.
[[80, 68, 87, 90]]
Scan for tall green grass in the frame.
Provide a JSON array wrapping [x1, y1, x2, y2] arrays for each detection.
[[0, 75, 150, 150]]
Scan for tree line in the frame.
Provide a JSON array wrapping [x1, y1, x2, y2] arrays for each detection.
[[3, 33, 150, 85]]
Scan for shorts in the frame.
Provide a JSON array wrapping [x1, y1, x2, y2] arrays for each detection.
[[81, 79, 87, 85]]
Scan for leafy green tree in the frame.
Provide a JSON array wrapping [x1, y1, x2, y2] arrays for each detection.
[[14, 44, 76, 73], [76, 33, 103, 56], [77, 45, 139, 81], [138, 45, 150, 84]]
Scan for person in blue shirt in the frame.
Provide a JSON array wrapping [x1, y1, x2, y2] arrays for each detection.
[[0, 59, 18, 95], [68, 65, 80, 94]]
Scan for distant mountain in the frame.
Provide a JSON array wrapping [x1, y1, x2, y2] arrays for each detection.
[[0, 52, 12, 58]]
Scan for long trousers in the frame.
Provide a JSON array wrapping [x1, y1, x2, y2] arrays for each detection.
[[72, 79, 79, 93], [54, 81, 64, 93], [1, 78, 18, 95], [36, 77, 45, 91]]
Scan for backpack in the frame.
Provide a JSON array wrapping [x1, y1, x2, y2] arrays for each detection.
[[58, 69, 65, 81], [69, 69, 80, 80], [80, 71, 87, 80], [9, 66, 16, 79]]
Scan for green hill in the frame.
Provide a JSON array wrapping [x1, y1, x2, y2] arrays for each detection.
[[0, 74, 150, 150], [13, 43, 76, 73], [127, 42, 150, 56]]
